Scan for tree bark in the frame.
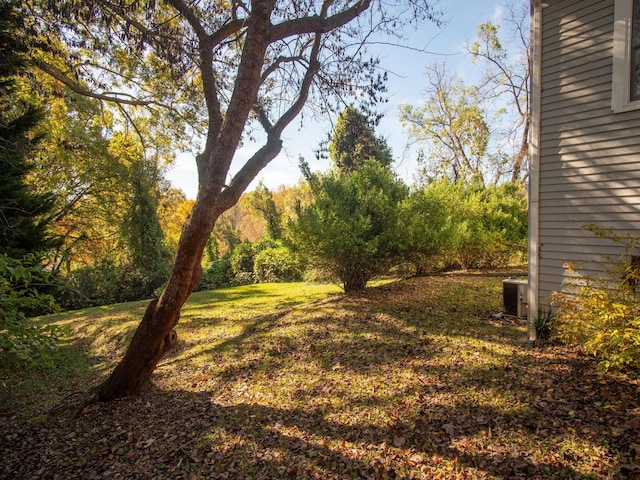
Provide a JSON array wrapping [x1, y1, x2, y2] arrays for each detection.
[[97, 198, 215, 400]]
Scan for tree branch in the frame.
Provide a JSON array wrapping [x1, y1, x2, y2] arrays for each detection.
[[165, 0, 208, 40], [220, 26, 323, 208], [269, 0, 371, 43], [34, 59, 161, 107]]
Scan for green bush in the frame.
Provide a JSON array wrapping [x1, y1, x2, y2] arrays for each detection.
[[287, 160, 409, 291], [398, 188, 451, 274], [551, 227, 640, 371], [230, 240, 256, 278], [420, 180, 528, 269], [196, 255, 234, 291], [58, 259, 169, 309], [254, 245, 304, 283], [0, 254, 65, 368]]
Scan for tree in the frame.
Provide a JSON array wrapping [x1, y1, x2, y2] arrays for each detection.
[[328, 106, 393, 173], [0, 0, 58, 259], [26, 0, 439, 400], [288, 160, 408, 291], [399, 63, 490, 184], [114, 134, 171, 279], [467, 1, 530, 182], [248, 180, 282, 240]]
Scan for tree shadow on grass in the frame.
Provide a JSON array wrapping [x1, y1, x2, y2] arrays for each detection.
[[0, 384, 614, 479], [3, 276, 637, 478]]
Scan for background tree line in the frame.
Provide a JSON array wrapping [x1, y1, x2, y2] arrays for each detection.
[[1, 0, 529, 307]]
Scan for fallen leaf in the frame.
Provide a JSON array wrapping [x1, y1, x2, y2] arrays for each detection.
[[393, 435, 406, 447]]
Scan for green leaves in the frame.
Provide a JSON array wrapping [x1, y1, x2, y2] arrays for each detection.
[[399, 65, 489, 184], [288, 160, 408, 291], [0, 254, 64, 368], [328, 106, 393, 174]]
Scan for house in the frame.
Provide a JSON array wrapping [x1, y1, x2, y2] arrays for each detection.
[[528, 0, 640, 340]]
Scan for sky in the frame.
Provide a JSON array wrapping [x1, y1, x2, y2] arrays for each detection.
[[165, 0, 518, 199]]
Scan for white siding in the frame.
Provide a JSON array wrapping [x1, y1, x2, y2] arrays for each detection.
[[537, 0, 640, 309]]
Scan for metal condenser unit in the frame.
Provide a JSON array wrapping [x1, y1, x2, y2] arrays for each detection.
[[502, 279, 528, 319]]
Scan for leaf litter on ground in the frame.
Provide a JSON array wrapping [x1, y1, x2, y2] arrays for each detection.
[[1, 275, 639, 479]]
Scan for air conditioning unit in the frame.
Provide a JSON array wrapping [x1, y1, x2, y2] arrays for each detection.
[[503, 279, 528, 319]]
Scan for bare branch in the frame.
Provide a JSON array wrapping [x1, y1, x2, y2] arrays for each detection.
[[34, 59, 158, 107], [269, 0, 371, 43], [165, 0, 208, 39]]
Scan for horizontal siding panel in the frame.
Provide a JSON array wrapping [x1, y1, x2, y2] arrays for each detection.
[[542, 60, 611, 90], [540, 202, 640, 216], [542, 72, 611, 102], [540, 98, 610, 122], [542, 56, 611, 85], [542, 68, 611, 93], [540, 153, 640, 170], [540, 139, 640, 156], [541, 107, 614, 127], [538, 234, 631, 247], [543, 5, 612, 53], [543, 33, 611, 66], [538, 166, 640, 184], [540, 233, 640, 245], [541, 122, 640, 144], [540, 246, 627, 260], [540, 209, 639, 220], [543, 0, 611, 33], [539, 180, 640, 196], [540, 188, 640, 200], [539, 109, 640, 133], [539, 147, 640, 164], [541, 136, 640, 156], [540, 164, 640, 179], [544, 6, 612, 42]]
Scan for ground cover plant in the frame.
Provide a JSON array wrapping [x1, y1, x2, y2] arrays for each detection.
[[1, 276, 639, 479]]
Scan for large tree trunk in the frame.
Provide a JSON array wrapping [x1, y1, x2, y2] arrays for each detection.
[[97, 197, 218, 401]]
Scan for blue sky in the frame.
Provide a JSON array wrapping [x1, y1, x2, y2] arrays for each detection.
[[166, 0, 517, 199]]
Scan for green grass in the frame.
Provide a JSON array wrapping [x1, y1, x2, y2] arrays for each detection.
[[1, 276, 638, 479]]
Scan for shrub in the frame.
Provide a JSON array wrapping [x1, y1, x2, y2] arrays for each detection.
[[230, 240, 256, 277], [420, 180, 528, 269], [58, 259, 169, 310], [0, 254, 65, 368], [254, 245, 303, 283], [287, 160, 409, 292], [196, 255, 234, 291], [551, 227, 640, 371]]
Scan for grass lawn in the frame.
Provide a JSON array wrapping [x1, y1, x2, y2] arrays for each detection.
[[1, 275, 639, 479]]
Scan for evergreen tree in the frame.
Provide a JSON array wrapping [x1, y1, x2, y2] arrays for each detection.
[[328, 106, 393, 173], [0, 0, 58, 258]]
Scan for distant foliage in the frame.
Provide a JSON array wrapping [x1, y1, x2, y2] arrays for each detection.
[[196, 255, 235, 291], [552, 227, 640, 371], [230, 240, 258, 281], [0, 0, 59, 259], [0, 254, 65, 368], [420, 180, 528, 269], [58, 259, 168, 310], [254, 245, 304, 283], [398, 187, 452, 274], [329, 106, 393, 173]]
